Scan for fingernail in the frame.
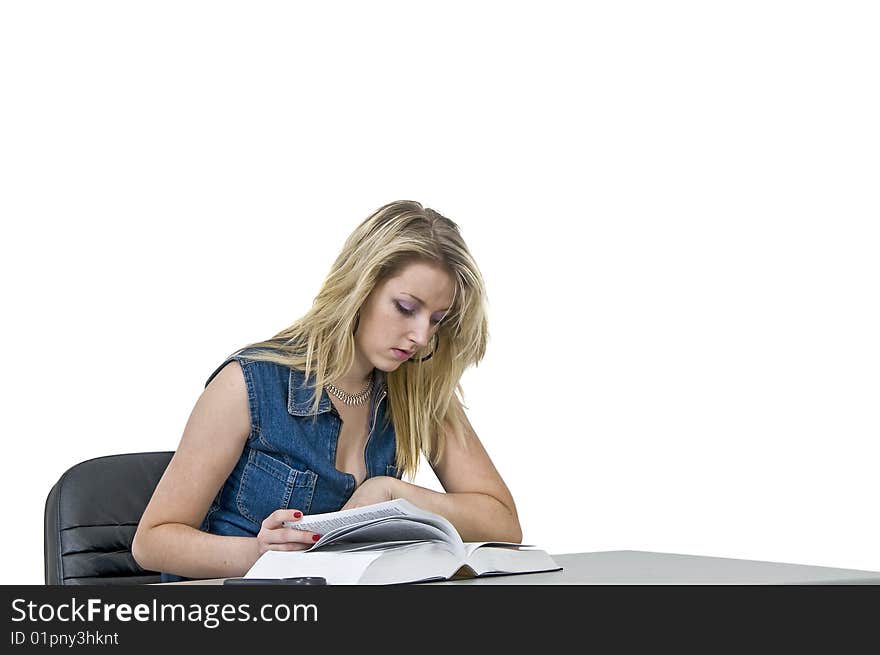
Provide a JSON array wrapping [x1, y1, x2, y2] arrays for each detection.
[[293, 511, 303, 519], [312, 534, 321, 542]]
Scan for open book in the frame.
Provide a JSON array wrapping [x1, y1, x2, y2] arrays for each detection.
[[243, 499, 562, 585]]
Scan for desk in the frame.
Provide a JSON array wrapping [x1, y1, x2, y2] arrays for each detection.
[[160, 550, 880, 585]]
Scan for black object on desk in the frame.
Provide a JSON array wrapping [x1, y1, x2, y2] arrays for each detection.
[[223, 577, 327, 586]]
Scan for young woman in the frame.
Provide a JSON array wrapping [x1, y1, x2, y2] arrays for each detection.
[[132, 200, 521, 581]]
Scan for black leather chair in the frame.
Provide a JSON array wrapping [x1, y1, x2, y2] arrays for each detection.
[[44, 451, 174, 585]]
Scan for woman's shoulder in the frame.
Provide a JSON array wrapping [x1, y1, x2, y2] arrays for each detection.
[[205, 347, 299, 389]]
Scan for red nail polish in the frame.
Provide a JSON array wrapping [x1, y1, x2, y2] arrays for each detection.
[[312, 534, 321, 542], [294, 511, 303, 519]]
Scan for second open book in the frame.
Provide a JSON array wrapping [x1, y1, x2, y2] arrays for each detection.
[[244, 499, 561, 585]]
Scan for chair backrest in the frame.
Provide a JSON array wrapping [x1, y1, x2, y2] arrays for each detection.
[[44, 451, 174, 585]]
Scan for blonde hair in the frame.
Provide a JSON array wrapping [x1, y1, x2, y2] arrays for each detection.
[[238, 200, 489, 480]]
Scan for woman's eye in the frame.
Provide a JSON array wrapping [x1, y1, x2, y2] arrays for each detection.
[[396, 301, 442, 325], [395, 302, 415, 316]]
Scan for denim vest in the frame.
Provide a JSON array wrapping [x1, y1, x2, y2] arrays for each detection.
[[159, 348, 399, 582]]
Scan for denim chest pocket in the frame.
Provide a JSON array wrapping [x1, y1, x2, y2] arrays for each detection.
[[236, 449, 318, 527]]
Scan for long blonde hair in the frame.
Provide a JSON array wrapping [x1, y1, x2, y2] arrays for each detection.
[[238, 200, 489, 480]]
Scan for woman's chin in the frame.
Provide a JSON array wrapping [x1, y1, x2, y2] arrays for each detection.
[[371, 356, 401, 373], [383, 361, 405, 372]]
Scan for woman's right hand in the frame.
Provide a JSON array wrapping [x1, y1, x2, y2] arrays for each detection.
[[256, 509, 322, 555]]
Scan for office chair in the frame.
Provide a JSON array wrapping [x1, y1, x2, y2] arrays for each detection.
[[44, 451, 174, 585]]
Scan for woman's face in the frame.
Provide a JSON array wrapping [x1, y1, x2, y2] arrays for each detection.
[[356, 260, 455, 372]]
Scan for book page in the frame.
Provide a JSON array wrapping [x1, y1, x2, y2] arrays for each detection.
[[283, 499, 463, 554], [245, 541, 462, 585], [244, 550, 385, 585], [463, 542, 537, 558], [317, 517, 452, 547], [282, 500, 412, 534], [466, 547, 563, 577], [317, 540, 431, 553], [356, 542, 463, 585]]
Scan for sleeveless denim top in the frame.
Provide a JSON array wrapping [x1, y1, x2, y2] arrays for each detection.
[[159, 348, 400, 582]]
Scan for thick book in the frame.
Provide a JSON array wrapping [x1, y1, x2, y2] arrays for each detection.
[[243, 499, 562, 585]]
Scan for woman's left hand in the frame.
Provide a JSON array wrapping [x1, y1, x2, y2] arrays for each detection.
[[341, 476, 400, 511]]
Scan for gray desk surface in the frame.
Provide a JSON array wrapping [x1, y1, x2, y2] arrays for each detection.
[[161, 550, 880, 585], [433, 550, 880, 585]]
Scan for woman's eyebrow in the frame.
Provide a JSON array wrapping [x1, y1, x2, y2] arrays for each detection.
[[401, 292, 451, 312]]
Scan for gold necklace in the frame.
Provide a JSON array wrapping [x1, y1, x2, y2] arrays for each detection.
[[325, 371, 373, 406]]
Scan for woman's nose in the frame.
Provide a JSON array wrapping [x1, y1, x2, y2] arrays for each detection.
[[408, 322, 432, 348]]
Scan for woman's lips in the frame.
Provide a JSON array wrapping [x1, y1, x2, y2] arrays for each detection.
[[391, 348, 412, 360]]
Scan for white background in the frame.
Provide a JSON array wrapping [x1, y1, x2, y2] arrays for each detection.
[[1, 2, 877, 584]]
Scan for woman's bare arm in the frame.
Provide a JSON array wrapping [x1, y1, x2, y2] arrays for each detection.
[[406, 403, 522, 543], [342, 398, 522, 543], [131, 361, 261, 578]]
